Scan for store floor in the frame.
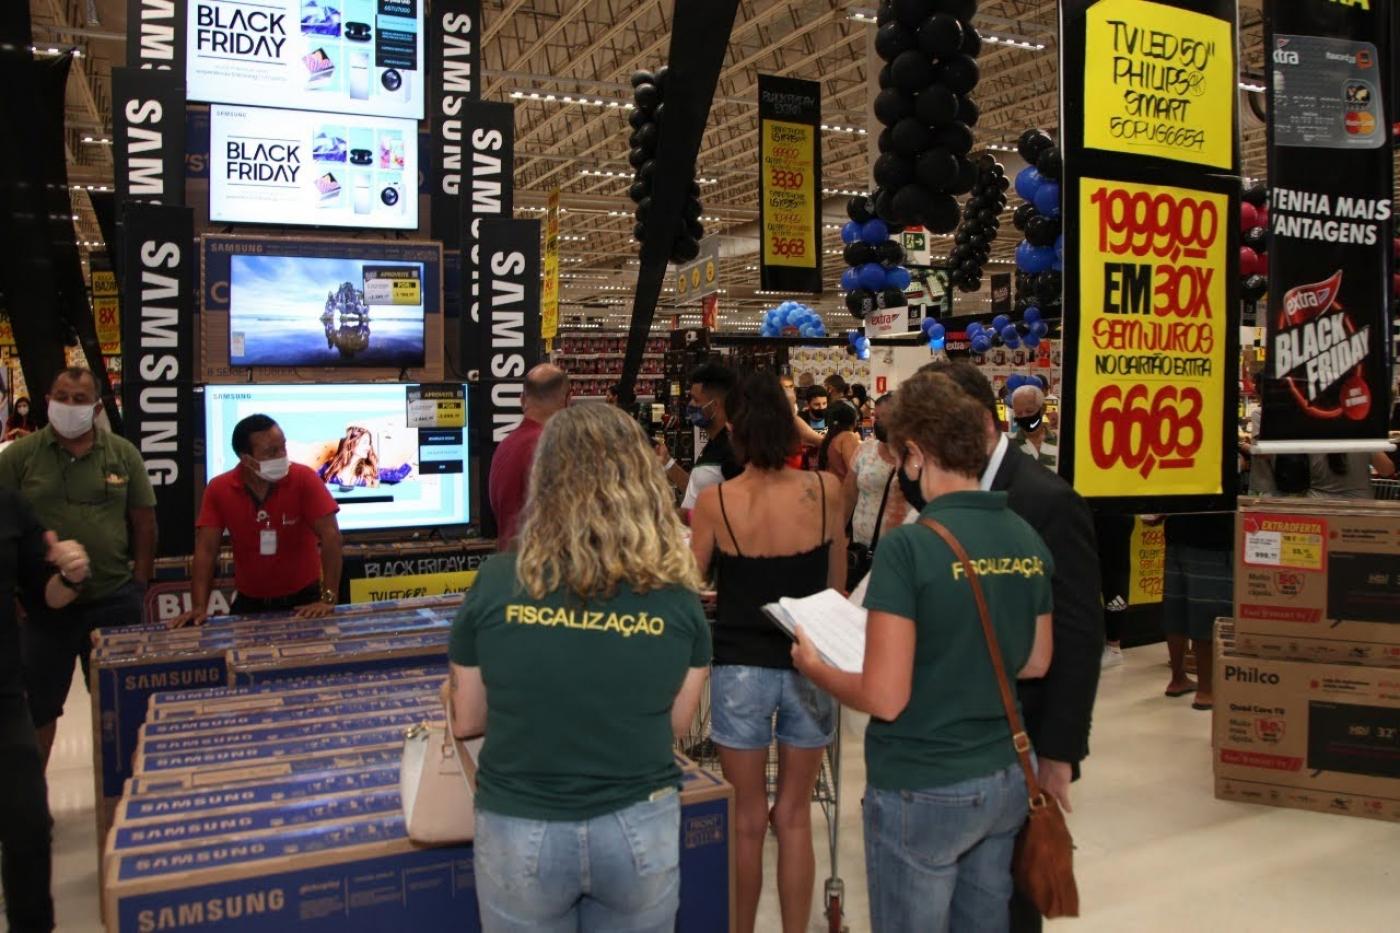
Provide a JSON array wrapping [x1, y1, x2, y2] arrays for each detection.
[[43, 644, 1396, 932]]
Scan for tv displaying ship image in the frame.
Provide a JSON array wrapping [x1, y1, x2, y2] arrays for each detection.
[[228, 254, 426, 368]]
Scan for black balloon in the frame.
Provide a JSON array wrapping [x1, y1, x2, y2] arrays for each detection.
[[874, 152, 917, 189], [876, 0, 896, 26], [875, 21, 918, 61], [653, 102, 666, 124], [1243, 226, 1268, 251], [891, 183, 932, 224], [894, 0, 933, 28], [848, 194, 877, 224], [977, 208, 998, 225], [878, 287, 908, 309], [846, 288, 877, 319], [628, 147, 647, 169], [961, 24, 982, 56], [956, 96, 980, 127], [891, 49, 936, 90], [937, 55, 980, 95], [996, 174, 1011, 191], [940, 0, 978, 22], [653, 65, 669, 89], [628, 130, 642, 149], [874, 187, 899, 224], [1013, 203, 1037, 231], [1242, 182, 1269, 207], [633, 222, 647, 241], [959, 275, 982, 293], [672, 236, 700, 263], [1241, 274, 1268, 302], [935, 120, 975, 155], [683, 197, 702, 220], [630, 70, 654, 88], [915, 84, 960, 126], [689, 179, 702, 197], [916, 147, 959, 191], [891, 117, 934, 155], [950, 158, 978, 194], [918, 13, 964, 59], [628, 108, 647, 129], [844, 242, 876, 266], [1017, 128, 1054, 163], [627, 181, 647, 202], [1025, 214, 1058, 247], [636, 196, 653, 223], [639, 160, 657, 183], [634, 82, 660, 111], [877, 127, 895, 155], [874, 87, 915, 126], [877, 240, 907, 265], [1035, 271, 1062, 301], [923, 192, 961, 233], [637, 122, 659, 150], [1036, 147, 1062, 181], [686, 217, 704, 240], [879, 63, 895, 90]]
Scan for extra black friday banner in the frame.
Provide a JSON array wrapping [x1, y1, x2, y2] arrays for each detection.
[[1259, 0, 1394, 444], [185, 0, 425, 119], [120, 203, 196, 557], [209, 104, 419, 230], [758, 74, 822, 294], [1059, 0, 1240, 513]]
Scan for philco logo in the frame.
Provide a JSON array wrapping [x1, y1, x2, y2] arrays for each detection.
[[1225, 664, 1281, 685]]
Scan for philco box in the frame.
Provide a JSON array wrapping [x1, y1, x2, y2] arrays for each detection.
[[1235, 501, 1400, 644], [105, 768, 735, 933], [1212, 642, 1400, 822], [226, 632, 449, 685], [1226, 617, 1400, 668]]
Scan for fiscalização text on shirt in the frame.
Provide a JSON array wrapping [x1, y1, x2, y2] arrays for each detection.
[[949, 555, 1047, 580], [504, 603, 668, 637]]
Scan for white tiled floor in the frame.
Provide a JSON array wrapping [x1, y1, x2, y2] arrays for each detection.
[[41, 644, 1398, 931]]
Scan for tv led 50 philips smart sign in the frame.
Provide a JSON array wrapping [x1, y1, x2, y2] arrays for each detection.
[[187, 0, 425, 120], [210, 104, 419, 230], [203, 383, 469, 533]]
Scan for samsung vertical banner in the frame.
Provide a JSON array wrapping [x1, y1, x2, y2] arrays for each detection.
[[1258, 0, 1394, 447], [476, 218, 540, 537], [1059, 0, 1240, 513], [120, 203, 196, 557], [430, 0, 482, 250], [112, 67, 186, 208], [185, 0, 425, 119], [128, 0, 186, 72], [758, 75, 822, 294], [460, 101, 515, 374]]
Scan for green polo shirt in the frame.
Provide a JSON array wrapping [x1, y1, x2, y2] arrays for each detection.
[[0, 427, 156, 600], [863, 491, 1053, 790], [450, 553, 711, 822]]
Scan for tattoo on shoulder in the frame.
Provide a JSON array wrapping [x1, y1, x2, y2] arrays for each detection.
[[803, 482, 819, 504]]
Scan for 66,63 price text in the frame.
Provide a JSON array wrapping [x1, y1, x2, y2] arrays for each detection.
[[1089, 384, 1204, 480]]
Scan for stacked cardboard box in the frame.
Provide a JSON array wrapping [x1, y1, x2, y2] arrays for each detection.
[[102, 671, 734, 932], [1213, 500, 1400, 823]]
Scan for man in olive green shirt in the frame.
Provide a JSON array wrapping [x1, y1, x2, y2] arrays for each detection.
[[0, 367, 157, 762]]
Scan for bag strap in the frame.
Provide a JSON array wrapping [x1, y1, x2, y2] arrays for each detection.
[[868, 469, 896, 551], [917, 517, 1048, 810]]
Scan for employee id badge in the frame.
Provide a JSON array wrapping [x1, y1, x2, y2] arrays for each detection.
[[260, 529, 278, 556]]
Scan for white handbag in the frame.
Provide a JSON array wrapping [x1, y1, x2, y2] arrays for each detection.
[[400, 700, 482, 844]]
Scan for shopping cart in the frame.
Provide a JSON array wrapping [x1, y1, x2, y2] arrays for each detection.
[[679, 676, 848, 933]]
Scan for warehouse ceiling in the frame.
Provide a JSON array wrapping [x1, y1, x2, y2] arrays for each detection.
[[35, 0, 1271, 332]]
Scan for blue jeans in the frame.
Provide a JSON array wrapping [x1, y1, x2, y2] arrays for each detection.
[[474, 793, 681, 933], [864, 764, 1028, 932], [709, 664, 836, 750]]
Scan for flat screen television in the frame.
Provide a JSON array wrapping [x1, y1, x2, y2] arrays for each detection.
[[228, 253, 426, 367], [203, 384, 469, 533]]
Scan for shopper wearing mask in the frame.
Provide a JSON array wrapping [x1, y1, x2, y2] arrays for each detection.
[[4, 396, 37, 441], [448, 404, 710, 933], [488, 364, 570, 548], [794, 372, 1053, 932], [815, 399, 861, 482], [690, 372, 845, 933], [802, 385, 830, 431], [658, 362, 741, 511], [174, 414, 342, 626], [1011, 383, 1059, 471], [0, 489, 90, 933], [0, 367, 156, 764]]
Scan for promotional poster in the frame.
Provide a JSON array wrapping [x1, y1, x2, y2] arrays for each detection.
[[186, 0, 425, 119], [758, 74, 822, 294], [1258, 0, 1394, 445], [209, 104, 419, 229]]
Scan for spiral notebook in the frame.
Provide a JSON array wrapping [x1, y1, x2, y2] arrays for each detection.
[[761, 588, 868, 673]]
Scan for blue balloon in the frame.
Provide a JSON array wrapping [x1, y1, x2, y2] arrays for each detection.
[[1000, 324, 1020, 343], [842, 221, 862, 244], [930, 337, 946, 352], [1023, 306, 1042, 324], [920, 317, 937, 336], [1023, 332, 1041, 348], [1031, 320, 1049, 337], [928, 323, 946, 341], [992, 314, 1011, 332], [840, 268, 860, 292], [885, 266, 912, 290], [1016, 240, 1054, 274], [967, 321, 984, 336], [1006, 374, 1024, 392], [861, 218, 889, 245], [1033, 181, 1061, 217], [858, 262, 887, 291], [1015, 166, 1042, 201], [848, 330, 860, 345], [1004, 334, 1021, 350], [1054, 233, 1065, 262], [971, 334, 993, 354], [799, 324, 816, 337]]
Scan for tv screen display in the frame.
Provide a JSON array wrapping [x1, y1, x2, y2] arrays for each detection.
[[228, 254, 426, 367], [187, 0, 425, 120], [203, 384, 469, 533], [210, 104, 419, 230]]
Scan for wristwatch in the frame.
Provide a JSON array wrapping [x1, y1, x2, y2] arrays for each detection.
[[320, 587, 337, 605]]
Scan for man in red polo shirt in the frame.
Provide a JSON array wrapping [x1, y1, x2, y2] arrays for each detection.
[[173, 414, 343, 626], [487, 363, 569, 549]]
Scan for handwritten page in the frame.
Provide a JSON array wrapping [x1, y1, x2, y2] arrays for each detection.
[[763, 588, 868, 673]]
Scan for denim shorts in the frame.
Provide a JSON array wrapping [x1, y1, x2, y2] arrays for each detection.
[[1163, 544, 1233, 641], [709, 664, 836, 751], [474, 793, 680, 933]]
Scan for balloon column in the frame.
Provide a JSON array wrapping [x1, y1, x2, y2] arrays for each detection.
[[848, 329, 872, 361], [626, 67, 704, 264], [920, 316, 947, 351], [841, 194, 911, 321], [1239, 182, 1269, 303], [760, 302, 827, 338], [869, 1, 985, 233], [1010, 129, 1063, 317], [944, 155, 1009, 293], [961, 305, 1050, 355]]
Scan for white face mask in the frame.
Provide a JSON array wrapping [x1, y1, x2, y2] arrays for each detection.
[[252, 455, 290, 482], [48, 400, 96, 439]]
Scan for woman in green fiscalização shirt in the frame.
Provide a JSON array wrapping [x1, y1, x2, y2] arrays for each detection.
[[795, 371, 1053, 933], [447, 404, 711, 933]]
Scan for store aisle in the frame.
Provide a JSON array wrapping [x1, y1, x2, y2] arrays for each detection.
[[44, 644, 1396, 932]]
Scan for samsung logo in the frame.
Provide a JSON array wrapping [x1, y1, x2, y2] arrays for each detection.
[[136, 888, 284, 931], [132, 0, 180, 71]]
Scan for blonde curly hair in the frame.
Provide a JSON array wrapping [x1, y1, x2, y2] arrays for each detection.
[[515, 404, 701, 600]]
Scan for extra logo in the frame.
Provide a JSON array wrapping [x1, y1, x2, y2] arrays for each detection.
[[1273, 38, 1299, 66], [1271, 270, 1373, 421]]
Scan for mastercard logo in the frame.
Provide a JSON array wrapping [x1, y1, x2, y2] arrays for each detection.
[[1345, 111, 1376, 135]]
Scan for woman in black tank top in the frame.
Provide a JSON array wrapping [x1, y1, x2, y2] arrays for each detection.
[[690, 372, 846, 933]]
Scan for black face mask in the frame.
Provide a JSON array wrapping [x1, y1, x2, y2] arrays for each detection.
[[873, 423, 888, 443], [898, 458, 927, 512], [1014, 409, 1045, 434]]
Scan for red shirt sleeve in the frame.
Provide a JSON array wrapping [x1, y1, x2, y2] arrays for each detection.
[[299, 465, 340, 520], [487, 427, 537, 544], [196, 473, 228, 529]]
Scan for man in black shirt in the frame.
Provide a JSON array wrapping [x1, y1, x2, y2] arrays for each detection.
[[0, 489, 91, 933]]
